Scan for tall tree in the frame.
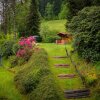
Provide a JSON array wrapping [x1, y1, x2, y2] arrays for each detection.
[[0, 0, 17, 36], [45, 2, 53, 20], [26, 0, 40, 36], [67, 0, 100, 20], [1, 0, 9, 35], [53, 0, 62, 17], [16, 0, 30, 36], [11, 0, 16, 38], [39, 0, 53, 17]]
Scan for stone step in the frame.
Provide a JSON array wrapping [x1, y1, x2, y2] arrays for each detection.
[[55, 64, 70, 66], [55, 64, 70, 68], [53, 56, 68, 59], [58, 74, 76, 78]]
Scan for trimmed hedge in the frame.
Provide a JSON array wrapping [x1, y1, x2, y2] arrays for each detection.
[[14, 49, 61, 100]]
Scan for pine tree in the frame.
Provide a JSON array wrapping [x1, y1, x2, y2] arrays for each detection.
[[66, 0, 100, 20], [26, 0, 40, 36], [45, 2, 53, 20], [53, 0, 62, 17]]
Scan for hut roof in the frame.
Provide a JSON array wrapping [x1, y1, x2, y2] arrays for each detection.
[[57, 32, 72, 38]]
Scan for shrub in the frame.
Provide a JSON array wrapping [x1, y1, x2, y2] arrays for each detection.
[[40, 25, 60, 43], [94, 87, 100, 100], [29, 75, 61, 100], [9, 55, 27, 68], [85, 73, 97, 86], [59, 3, 69, 19], [9, 56, 18, 68], [14, 49, 61, 100], [15, 67, 50, 94], [0, 33, 5, 40], [16, 36, 36, 58], [67, 6, 100, 63], [14, 49, 50, 94], [12, 43, 20, 55], [0, 40, 16, 58]]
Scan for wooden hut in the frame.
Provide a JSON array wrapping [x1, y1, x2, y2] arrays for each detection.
[[56, 32, 72, 44]]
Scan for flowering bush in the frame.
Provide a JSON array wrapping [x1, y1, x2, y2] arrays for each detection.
[[19, 36, 36, 48], [16, 36, 36, 59], [16, 49, 26, 57]]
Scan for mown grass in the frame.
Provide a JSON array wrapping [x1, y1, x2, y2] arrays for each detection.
[[40, 44, 83, 89], [40, 43, 96, 100], [41, 20, 66, 32]]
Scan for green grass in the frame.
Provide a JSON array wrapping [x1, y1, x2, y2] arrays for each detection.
[[0, 43, 98, 100], [0, 67, 24, 100], [0, 18, 98, 100], [41, 20, 66, 32], [40, 43, 95, 100]]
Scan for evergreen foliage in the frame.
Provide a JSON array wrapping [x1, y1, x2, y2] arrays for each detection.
[[45, 2, 53, 20], [0, 40, 16, 58], [59, 3, 69, 19], [53, 0, 62, 17], [39, 0, 66, 20], [67, 0, 100, 20], [26, 0, 40, 36], [16, 0, 30, 35], [67, 6, 100, 63]]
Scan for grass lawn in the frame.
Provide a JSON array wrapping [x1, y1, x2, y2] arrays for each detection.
[[0, 67, 24, 100], [0, 16, 98, 99], [0, 43, 98, 100], [41, 20, 66, 32], [40, 43, 95, 100]]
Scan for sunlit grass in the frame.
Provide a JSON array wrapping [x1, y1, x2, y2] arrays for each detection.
[[41, 20, 66, 32], [0, 67, 23, 100], [40, 43, 94, 100]]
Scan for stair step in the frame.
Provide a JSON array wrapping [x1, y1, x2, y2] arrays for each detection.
[[55, 66, 69, 68], [55, 64, 70, 67], [53, 56, 68, 59], [58, 74, 76, 78], [65, 94, 90, 99], [64, 89, 90, 93], [64, 89, 90, 99]]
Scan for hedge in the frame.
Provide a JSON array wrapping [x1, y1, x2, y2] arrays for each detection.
[[67, 6, 100, 63], [14, 49, 61, 100]]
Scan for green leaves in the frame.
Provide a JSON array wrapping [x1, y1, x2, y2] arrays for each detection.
[[68, 6, 100, 63]]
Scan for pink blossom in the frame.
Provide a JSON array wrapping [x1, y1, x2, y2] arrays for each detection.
[[16, 49, 26, 57], [17, 36, 36, 58], [19, 41, 25, 46], [28, 36, 36, 42]]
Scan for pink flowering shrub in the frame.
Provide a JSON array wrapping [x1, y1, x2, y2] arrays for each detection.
[[16, 49, 26, 57], [16, 36, 36, 59], [19, 36, 36, 48]]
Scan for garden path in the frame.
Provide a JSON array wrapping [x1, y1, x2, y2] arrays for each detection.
[[41, 43, 91, 100]]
